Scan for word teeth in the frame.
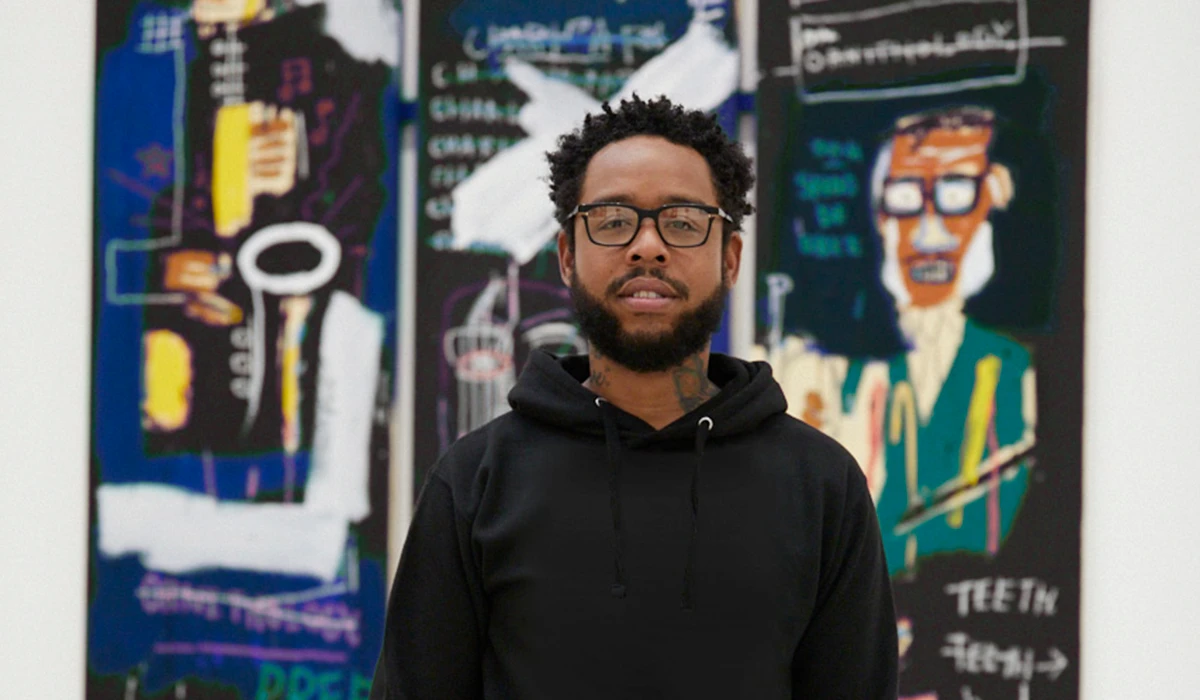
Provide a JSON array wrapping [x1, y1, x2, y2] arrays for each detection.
[[632, 291, 665, 299]]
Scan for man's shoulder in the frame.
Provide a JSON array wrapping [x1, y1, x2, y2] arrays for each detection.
[[433, 411, 513, 471], [429, 409, 550, 489], [749, 411, 861, 484]]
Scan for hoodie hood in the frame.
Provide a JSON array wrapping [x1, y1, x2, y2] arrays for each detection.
[[508, 350, 788, 443]]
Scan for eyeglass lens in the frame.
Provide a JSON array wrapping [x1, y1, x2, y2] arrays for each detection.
[[584, 204, 712, 247]]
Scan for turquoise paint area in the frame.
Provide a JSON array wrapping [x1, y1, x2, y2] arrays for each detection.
[[871, 320, 1033, 576]]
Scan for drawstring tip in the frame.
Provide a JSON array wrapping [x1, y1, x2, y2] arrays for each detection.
[[611, 583, 627, 599]]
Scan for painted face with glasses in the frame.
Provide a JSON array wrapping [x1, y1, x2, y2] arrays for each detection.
[[875, 117, 1013, 309]]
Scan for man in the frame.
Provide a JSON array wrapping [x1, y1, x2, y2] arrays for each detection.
[[372, 96, 897, 699], [762, 107, 1036, 575]]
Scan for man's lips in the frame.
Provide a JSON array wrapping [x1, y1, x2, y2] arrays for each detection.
[[616, 277, 679, 300], [609, 276, 683, 313]]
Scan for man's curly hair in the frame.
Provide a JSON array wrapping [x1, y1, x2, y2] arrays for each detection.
[[546, 95, 755, 250]]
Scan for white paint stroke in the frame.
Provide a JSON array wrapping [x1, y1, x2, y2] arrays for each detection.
[[97, 292, 383, 580], [236, 222, 343, 434], [610, 20, 739, 111], [97, 483, 350, 580], [449, 17, 739, 264], [298, 0, 402, 66], [306, 291, 383, 522], [800, 0, 1016, 25], [450, 132, 563, 265]]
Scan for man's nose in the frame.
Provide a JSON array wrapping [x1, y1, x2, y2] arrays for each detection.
[[911, 211, 960, 253], [625, 216, 669, 264]]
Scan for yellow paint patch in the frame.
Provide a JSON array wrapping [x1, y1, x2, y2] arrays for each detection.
[[143, 330, 193, 432], [279, 296, 313, 453], [889, 381, 919, 509], [242, 0, 264, 21], [949, 354, 1002, 528], [213, 104, 252, 238]]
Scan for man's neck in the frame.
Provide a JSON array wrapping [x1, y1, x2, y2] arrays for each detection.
[[583, 348, 721, 431]]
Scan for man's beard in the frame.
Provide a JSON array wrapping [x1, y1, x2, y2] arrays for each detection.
[[569, 267, 728, 373]]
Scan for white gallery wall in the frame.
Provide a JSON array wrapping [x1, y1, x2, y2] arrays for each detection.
[[0, 1, 1196, 698]]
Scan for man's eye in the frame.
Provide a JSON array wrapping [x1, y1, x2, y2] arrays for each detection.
[[664, 219, 700, 231], [597, 219, 632, 230]]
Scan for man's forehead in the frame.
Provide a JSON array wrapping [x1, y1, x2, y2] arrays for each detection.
[[581, 135, 716, 201]]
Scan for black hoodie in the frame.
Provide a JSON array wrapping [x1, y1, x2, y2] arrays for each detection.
[[372, 352, 898, 699]]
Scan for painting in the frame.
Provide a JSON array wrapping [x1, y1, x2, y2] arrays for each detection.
[[89, 1, 401, 697]]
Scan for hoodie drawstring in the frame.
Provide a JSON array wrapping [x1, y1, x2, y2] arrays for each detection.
[[595, 397, 714, 610], [597, 398, 627, 599], [682, 416, 713, 611]]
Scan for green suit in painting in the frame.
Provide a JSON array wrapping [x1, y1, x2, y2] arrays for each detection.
[[847, 320, 1032, 575]]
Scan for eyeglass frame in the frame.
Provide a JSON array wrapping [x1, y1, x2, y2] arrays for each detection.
[[566, 201, 734, 249], [879, 173, 988, 218]]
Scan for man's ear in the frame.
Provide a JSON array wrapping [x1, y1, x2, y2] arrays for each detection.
[[986, 163, 1015, 211], [557, 230, 574, 287], [723, 232, 743, 288]]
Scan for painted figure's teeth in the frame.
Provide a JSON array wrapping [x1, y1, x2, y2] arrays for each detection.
[[632, 291, 664, 299]]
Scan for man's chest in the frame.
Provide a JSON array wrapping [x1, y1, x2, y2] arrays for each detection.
[[472, 444, 821, 649]]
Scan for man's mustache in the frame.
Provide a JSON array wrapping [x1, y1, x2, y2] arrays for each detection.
[[604, 268, 690, 300]]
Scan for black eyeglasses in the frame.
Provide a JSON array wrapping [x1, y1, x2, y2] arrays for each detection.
[[567, 202, 732, 248], [880, 174, 986, 218]]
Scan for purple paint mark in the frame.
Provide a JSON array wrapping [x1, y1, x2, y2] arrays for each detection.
[[437, 397, 450, 454], [283, 454, 295, 503], [131, 216, 212, 234], [302, 94, 362, 220], [437, 278, 574, 401], [519, 308, 572, 331], [438, 280, 492, 393], [107, 168, 160, 201], [518, 279, 572, 297], [153, 642, 348, 665], [202, 450, 216, 497], [321, 175, 364, 227]]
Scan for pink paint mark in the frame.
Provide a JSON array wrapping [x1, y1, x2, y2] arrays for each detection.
[[986, 401, 1001, 555], [246, 466, 259, 499], [153, 642, 347, 665], [865, 382, 888, 492]]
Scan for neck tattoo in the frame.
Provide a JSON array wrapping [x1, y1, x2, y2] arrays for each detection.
[[671, 354, 720, 413]]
